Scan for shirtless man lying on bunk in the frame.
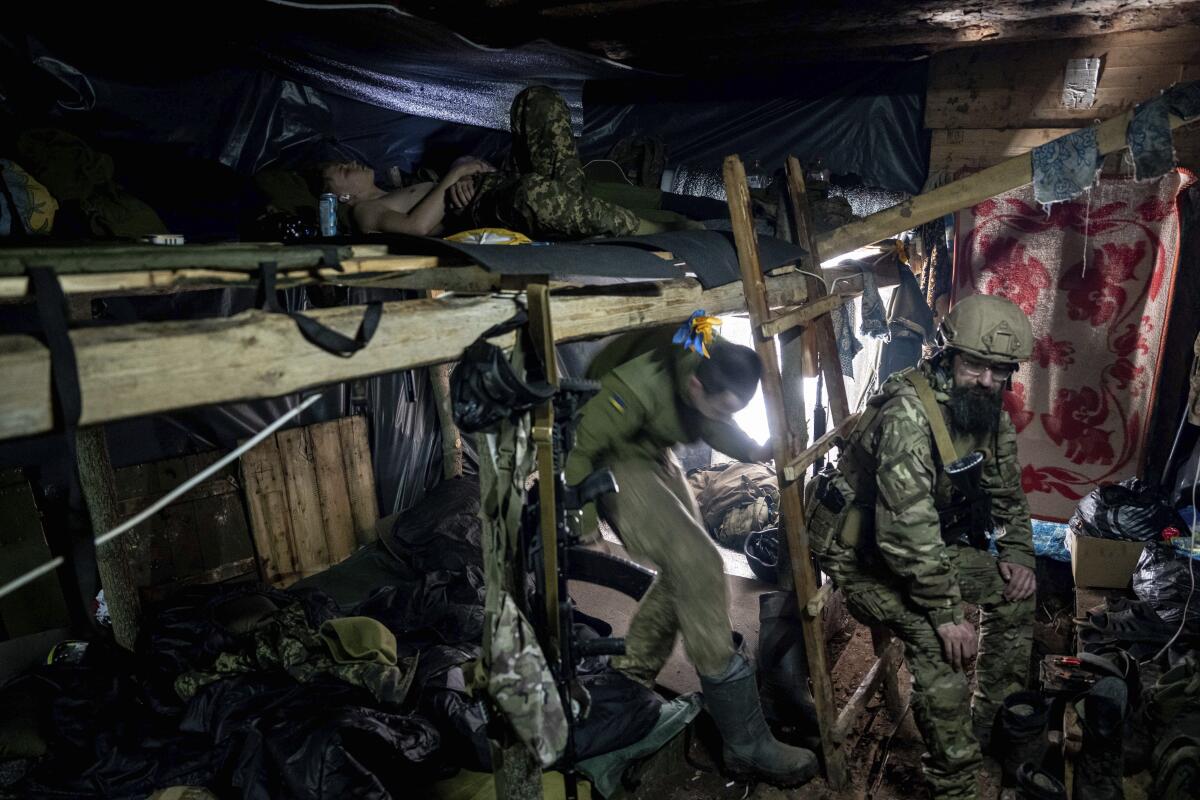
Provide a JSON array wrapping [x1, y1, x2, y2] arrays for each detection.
[[319, 86, 685, 240]]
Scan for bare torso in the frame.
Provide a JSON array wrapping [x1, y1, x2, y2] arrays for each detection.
[[354, 181, 441, 234]]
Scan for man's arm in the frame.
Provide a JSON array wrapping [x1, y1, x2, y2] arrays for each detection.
[[873, 398, 964, 628], [354, 159, 491, 235]]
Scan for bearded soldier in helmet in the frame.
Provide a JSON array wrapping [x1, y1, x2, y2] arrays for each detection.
[[806, 294, 1036, 800]]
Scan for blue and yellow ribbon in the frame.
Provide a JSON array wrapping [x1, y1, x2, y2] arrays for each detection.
[[673, 310, 723, 358]]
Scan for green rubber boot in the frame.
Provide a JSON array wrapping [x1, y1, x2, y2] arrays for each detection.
[[700, 651, 819, 787]]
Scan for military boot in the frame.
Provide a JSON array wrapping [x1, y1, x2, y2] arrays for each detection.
[[757, 592, 819, 742], [992, 691, 1050, 786], [1014, 763, 1067, 800], [1072, 676, 1127, 800], [700, 650, 818, 787]]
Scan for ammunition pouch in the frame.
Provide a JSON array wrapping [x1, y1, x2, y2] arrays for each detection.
[[804, 465, 856, 557]]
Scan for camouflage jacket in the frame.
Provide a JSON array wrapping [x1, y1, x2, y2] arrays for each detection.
[[838, 360, 1034, 628], [564, 327, 759, 486]]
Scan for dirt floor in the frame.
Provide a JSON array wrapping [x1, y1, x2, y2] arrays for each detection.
[[571, 536, 1129, 800]]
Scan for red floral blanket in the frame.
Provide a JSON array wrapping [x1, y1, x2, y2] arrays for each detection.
[[953, 170, 1195, 521]]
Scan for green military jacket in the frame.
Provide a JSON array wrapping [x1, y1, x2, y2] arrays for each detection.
[[564, 327, 759, 488], [835, 360, 1034, 628]]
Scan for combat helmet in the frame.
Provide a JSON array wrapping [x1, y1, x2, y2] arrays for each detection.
[[937, 295, 1033, 366]]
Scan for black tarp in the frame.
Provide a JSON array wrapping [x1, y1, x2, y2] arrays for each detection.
[[582, 62, 930, 195], [2, 7, 928, 189]]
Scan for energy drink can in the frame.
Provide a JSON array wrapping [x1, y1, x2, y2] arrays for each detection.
[[319, 193, 339, 237]]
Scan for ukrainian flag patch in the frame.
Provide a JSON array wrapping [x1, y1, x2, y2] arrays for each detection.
[[608, 393, 627, 414]]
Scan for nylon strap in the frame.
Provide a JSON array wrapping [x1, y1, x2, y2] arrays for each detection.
[[257, 261, 381, 357], [27, 267, 101, 634], [904, 371, 959, 467]]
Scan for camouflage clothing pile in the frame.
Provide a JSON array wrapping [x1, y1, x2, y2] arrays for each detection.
[[175, 603, 417, 706], [463, 86, 641, 239], [687, 461, 778, 549]]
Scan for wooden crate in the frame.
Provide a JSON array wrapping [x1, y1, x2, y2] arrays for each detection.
[[240, 415, 378, 586], [114, 452, 256, 603], [0, 468, 69, 638]]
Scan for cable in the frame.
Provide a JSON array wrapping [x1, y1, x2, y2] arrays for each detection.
[[0, 394, 322, 602], [581, 159, 635, 186]]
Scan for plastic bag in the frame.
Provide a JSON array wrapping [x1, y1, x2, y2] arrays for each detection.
[[1069, 478, 1186, 542], [1132, 542, 1200, 624]]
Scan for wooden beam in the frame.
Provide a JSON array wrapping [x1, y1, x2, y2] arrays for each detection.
[[831, 639, 904, 743], [0, 272, 810, 442], [782, 413, 860, 482], [759, 292, 853, 338], [814, 106, 1200, 262]]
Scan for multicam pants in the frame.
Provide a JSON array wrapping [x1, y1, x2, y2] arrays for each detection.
[[601, 453, 736, 682], [466, 86, 640, 239], [841, 546, 1034, 800]]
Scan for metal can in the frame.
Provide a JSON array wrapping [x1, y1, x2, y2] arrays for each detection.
[[319, 193, 339, 237]]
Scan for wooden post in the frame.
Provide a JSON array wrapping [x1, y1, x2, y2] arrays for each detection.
[[784, 157, 850, 424], [429, 363, 463, 479], [526, 282, 561, 660], [785, 155, 905, 723], [723, 155, 848, 789], [75, 426, 141, 649]]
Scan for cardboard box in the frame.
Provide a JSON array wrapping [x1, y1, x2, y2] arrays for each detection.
[[1066, 530, 1148, 589]]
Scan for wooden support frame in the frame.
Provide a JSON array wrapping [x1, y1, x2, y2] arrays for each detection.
[[0, 271, 813, 442], [782, 413, 859, 482], [723, 155, 849, 788], [814, 100, 1199, 263]]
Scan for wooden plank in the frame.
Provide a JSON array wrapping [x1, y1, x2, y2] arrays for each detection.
[[724, 154, 848, 789], [929, 128, 1077, 176], [759, 292, 853, 338], [926, 27, 1200, 129], [112, 462, 157, 591], [815, 106, 1200, 263], [276, 427, 329, 580], [783, 413, 861, 482], [338, 416, 380, 545], [0, 469, 70, 637], [831, 639, 904, 743], [240, 438, 299, 585], [155, 457, 207, 583], [308, 419, 359, 565], [0, 271, 812, 442]]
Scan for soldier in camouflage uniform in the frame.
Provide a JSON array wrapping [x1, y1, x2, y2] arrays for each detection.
[[459, 85, 643, 239], [320, 86, 647, 239], [565, 324, 818, 787], [808, 294, 1037, 800]]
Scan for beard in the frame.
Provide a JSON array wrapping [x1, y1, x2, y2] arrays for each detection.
[[946, 385, 1003, 435]]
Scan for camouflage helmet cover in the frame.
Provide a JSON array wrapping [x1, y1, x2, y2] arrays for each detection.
[[938, 294, 1033, 365]]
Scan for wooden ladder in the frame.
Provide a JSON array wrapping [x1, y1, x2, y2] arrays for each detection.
[[722, 154, 904, 790]]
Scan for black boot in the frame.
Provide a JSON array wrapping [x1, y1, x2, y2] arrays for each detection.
[[1072, 676, 1127, 800], [757, 592, 819, 741], [993, 691, 1050, 785], [700, 651, 819, 787], [1015, 763, 1067, 800]]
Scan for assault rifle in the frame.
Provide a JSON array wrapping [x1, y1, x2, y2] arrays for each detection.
[[521, 378, 654, 800]]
